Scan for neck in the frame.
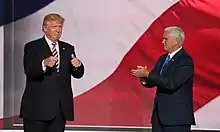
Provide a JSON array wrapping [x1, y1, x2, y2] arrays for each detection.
[[169, 46, 182, 54], [45, 35, 57, 43]]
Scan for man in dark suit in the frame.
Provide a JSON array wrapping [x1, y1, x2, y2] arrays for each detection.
[[131, 26, 195, 132], [19, 13, 84, 132]]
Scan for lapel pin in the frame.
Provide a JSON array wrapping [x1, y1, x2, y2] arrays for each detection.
[[171, 59, 174, 62]]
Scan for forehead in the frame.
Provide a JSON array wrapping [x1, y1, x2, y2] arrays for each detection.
[[163, 31, 172, 39], [45, 20, 63, 26]]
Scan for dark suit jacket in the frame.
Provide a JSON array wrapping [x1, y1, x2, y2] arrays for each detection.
[[141, 49, 195, 126], [19, 37, 84, 121]]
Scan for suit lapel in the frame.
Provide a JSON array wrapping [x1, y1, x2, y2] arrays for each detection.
[[58, 41, 66, 72], [41, 38, 68, 73], [41, 37, 53, 56], [161, 49, 185, 75]]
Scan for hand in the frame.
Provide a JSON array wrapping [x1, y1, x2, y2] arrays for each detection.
[[131, 66, 149, 78], [43, 56, 58, 68], [71, 56, 81, 68]]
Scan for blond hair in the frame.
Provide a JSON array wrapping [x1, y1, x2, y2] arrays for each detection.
[[42, 13, 65, 26]]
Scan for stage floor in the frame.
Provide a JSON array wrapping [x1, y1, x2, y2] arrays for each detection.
[[1, 116, 219, 132]]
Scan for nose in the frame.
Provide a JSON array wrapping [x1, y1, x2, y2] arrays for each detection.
[[56, 29, 61, 33], [56, 27, 62, 33], [162, 39, 165, 44]]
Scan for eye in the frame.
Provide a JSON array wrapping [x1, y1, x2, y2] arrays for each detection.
[[163, 37, 167, 42]]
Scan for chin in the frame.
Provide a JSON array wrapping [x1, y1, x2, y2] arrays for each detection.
[[53, 37, 61, 41], [164, 49, 169, 52]]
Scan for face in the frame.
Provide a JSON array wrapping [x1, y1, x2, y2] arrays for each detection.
[[43, 20, 63, 42], [162, 31, 179, 53]]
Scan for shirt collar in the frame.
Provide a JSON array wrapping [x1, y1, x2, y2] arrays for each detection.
[[44, 35, 58, 45], [168, 46, 182, 59]]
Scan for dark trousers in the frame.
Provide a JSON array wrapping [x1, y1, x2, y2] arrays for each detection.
[[152, 110, 191, 132], [23, 104, 66, 132]]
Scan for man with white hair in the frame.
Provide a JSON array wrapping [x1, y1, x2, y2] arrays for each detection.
[[131, 26, 195, 132]]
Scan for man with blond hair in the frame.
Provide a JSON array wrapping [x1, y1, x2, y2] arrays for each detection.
[[132, 26, 195, 132], [20, 13, 84, 132]]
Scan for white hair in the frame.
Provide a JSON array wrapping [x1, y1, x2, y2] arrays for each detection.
[[164, 26, 185, 45]]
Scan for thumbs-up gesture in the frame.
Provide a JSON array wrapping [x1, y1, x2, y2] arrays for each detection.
[[71, 54, 81, 67]]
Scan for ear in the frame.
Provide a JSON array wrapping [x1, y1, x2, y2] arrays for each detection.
[[175, 37, 180, 44], [42, 25, 47, 32]]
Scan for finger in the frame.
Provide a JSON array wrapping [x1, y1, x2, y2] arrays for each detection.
[[137, 66, 144, 69], [71, 58, 77, 61], [71, 61, 80, 66], [71, 60, 79, 65], [48, 63, 53, 67], [54, 56, 58, 60], [51, 57, 58, 62], [44, 59, 50, 65], [71, 59, 76, 64], [131, 69, 136, 72], [132, 72, 138, 77], [71, 57, 77, 60], [50, 63, 54, 67], [72, 60, 81, 65], [131, 69, 137, 72], [49, 56, 55, 60], [131, 71, 135, 75], [50, 60, 56, 65], [132, 70, 138, 75]]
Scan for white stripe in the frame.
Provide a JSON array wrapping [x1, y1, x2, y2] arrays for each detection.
[[11, 0, 179, 115], [12, 123, 220, 131], [64, 0, 179, 96], [193, 95, 220, 129], [0, 26, 3, 118]]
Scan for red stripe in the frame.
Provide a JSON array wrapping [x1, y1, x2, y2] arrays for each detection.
[[0, 118, 2, 128], [70, 0, 220, 126], [1, 0, 220, 128]]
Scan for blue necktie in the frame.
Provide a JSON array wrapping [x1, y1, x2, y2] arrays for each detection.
[[160, 55, 170, 75]]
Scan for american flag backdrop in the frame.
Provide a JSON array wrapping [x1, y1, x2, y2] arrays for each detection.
[[0, 0, 220, 129]]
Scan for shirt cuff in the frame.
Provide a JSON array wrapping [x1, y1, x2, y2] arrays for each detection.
[[140, 78, 147, 85], [42, 60, 46, 72]]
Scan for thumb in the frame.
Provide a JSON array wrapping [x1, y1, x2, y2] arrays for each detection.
[[71, 54, 76, 59]]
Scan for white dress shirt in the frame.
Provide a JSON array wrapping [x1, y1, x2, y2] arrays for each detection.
[[141, 46, 183, 85], [168, 46, 182, 60], [42, 35, 60, 71]]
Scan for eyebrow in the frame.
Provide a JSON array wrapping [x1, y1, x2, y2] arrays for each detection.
[[163, 37, 168, 40]]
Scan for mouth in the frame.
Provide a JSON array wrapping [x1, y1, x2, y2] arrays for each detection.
[[54, 34, 61, 37], [163, 45, 167, 48]]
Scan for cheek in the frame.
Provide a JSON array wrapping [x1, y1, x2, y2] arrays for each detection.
[[164, 42, 168, 47], [165, 42, 171, 49], [51, 30, 58, 35]]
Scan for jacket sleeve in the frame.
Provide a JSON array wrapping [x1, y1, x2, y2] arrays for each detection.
[[70, 46, 85, 79], [140, 56, 163, 88], [147, 62, 194, 92], [23, 43, 44, 78], [140, 66, 157, 88]]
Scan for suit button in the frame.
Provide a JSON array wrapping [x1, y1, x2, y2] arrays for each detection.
[[57, 74, 59, 76]]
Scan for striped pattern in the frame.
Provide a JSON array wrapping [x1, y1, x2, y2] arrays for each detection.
[[52, 42, 59, 70], [0, 0, 220, 129]]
